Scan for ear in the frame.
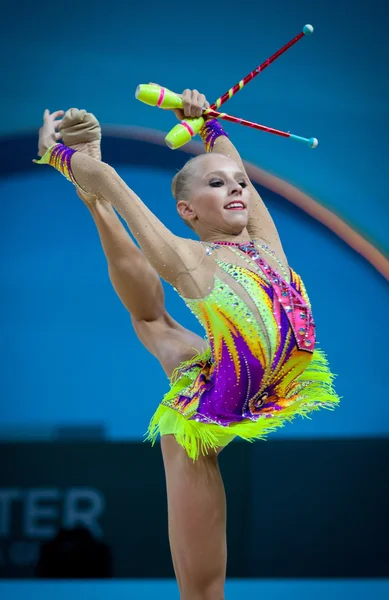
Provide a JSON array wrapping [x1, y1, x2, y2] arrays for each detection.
[[176, 200, 197, 223]]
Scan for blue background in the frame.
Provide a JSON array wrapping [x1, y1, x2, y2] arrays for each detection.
[[0, 0, 388, 440]]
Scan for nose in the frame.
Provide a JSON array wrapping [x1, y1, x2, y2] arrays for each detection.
[[229, 182, 243, 196]]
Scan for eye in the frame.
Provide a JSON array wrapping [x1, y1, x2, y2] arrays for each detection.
[[209, 179, 224, 187], [239, 180, 248, 188]]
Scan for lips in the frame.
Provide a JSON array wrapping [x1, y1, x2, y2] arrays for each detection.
[[224, 201, 246, 210]]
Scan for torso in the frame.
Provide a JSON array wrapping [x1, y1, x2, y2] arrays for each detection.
[[179, 240, 315, 354], [136, 239, 314, 406], [175, 238, 289, 300], [166, 240, 316, 423]]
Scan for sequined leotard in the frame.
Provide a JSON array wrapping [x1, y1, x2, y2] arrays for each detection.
[[147, 240, 339, 459]]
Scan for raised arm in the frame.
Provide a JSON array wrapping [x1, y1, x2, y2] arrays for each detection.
[[176, 89, 285, 258], [35, 109, 203, 285], [210, 133, 284, 251]]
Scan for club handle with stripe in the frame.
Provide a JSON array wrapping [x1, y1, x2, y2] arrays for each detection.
[[165, 109, 318, 149], [210, 24, 314, 110], [204, 109, 318, 148]]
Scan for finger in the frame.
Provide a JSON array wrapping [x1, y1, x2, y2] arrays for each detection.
[[50, 110, 65, 120], [204, 99, 210, 108], [55, 131, 62, 140], [172, 108, 185, 121], [53, 119, 63, 130], [190, 90, 201, 117], [60, 108, 85, 129], [43, 109, 49, 121], [196, 93, 207, 117], [182, 89, 192, 118]]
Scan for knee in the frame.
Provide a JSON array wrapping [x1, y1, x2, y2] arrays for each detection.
[[205, 583, 225, 600], [182, 578, 225, 600], [201, 579, 225, 600]]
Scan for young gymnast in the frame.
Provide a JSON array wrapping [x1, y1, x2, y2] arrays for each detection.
[[36, 91, 339, 600]]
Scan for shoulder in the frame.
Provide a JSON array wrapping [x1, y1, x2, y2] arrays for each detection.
[[174, 237, 207, 270]]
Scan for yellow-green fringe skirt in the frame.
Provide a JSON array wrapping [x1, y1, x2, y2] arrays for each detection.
[[145, 347, 340, 460]]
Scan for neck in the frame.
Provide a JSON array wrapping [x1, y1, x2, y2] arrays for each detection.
[[200, 229, 251, 244]]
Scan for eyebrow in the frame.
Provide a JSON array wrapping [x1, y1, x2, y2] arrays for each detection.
[[205, 169, 247, 179]]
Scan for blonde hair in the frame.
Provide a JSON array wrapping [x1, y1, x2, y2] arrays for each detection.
[[172, 156, 201, 201], [171, 155, 206, 230]]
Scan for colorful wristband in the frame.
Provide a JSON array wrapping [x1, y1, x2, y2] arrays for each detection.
[[35, 143, 76, 183], [199, 119, 229, 152]]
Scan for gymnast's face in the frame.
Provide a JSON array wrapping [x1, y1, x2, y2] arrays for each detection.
[[177, 154, 251, 237]]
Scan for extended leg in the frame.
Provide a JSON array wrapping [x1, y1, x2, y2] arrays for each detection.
[[161, 435, 227, 600], [60, 109, 165, 322], [59, 109, 205, 372]]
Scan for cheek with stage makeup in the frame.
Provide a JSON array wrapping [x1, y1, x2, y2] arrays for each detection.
[[193, 185, 224, 217]]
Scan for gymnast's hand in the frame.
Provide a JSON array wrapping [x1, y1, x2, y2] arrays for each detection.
[[175, 89, 210, 120], [149, 83, 209, 121], [36, 109, 64, 157]]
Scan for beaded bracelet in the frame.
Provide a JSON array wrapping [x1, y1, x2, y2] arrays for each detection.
[[199, 119, 229, 152], [35, 143, 76, 183]]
